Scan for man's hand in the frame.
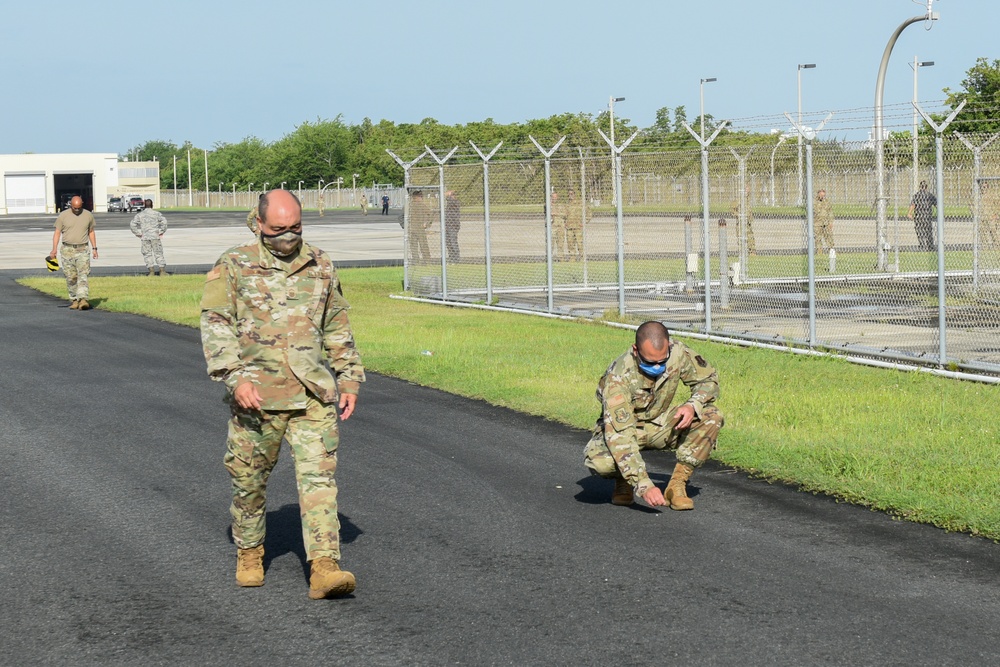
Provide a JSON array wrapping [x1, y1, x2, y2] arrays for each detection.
[[673, 404, 696, 430], [92, 248, 99, 259], [234, 382, 262, 410], [339, 393, 357, 421], [642, 486, 667, 507]]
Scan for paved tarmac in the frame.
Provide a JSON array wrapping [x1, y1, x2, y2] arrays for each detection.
[[0, 209, 403, 274], [2, 274, 1000, 665]]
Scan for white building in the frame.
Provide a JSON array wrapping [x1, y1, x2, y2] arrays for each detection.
[[0, 154, 160, 215]]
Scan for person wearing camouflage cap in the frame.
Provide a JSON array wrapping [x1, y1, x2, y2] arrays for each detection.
[[201, 189, 365, 599], [584, 321, 724, 510]]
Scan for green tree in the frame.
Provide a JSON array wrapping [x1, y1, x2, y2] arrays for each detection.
[[944, 57, 1000, 134]]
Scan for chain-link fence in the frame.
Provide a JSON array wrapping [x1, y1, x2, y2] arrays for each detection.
[[401, 130, 1000, 379], [159, 186, 406, 211]]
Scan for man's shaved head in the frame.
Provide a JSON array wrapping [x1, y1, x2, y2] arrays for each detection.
[[636, 321, 670, 349], [70, 196, 83, 212], [258, 189, 301, 224]]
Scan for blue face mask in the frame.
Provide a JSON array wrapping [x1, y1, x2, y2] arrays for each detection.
[[637, 360, 667, 379]]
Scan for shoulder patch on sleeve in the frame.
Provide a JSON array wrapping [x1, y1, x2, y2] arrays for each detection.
[[607, 393, 627, 407]]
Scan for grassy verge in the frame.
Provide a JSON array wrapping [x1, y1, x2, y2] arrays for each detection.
[[18, 269, 1000, 540]]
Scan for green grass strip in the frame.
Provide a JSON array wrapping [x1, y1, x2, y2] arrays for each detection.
[[19, 268, 1000, 540]]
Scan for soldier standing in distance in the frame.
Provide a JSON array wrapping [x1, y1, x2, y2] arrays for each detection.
[[407, 190, 433, 261], [444, 190, 461, 261], [907, 180, 937, 252], [130, 199, 169, 275], [813, 189, 834, 256], [381, 193, 390, 215], [49, 195, 98, 310], [584, 321, 724, 510], [200, 189, 365, 599], [360, 193, 368, 216], [732, 185, 755, 255], [564, 190, 590, 261]]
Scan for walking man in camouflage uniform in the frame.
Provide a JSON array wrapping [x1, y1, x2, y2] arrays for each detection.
[[732, 185, 755, 255], [49, 195, 98, 310], [584, 321, 723, 510], [360, 193, 368, 216], [407, 190, 434, 262], [907, 180, 937, 252], [813, 189, 834, 256], [130, 199, 169, 275], [564, 190, 589, 261], [201, 189, 365, 599]]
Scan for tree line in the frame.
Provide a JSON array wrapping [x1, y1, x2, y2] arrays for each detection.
[[128, 59, 998, 191]]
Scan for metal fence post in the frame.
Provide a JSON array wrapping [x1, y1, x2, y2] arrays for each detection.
[[914, 100, 965, 367], [955, 132, 1000, 295], [684, 216, 694, 293], [597, 127, 640, 317], [425, 146, 459, 301], [386, 149, 428, 292], [729, 147, 756, 283], [578, 147, 589, 288], [470, 141, 502, 305], [681, 121, 729, 332], [529, 136, 566, 313], [805, 140, 817, 346]]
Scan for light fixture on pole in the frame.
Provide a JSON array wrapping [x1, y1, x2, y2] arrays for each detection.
[[797, 63, 816, 206], [910, 57, 934, 194], [609, 96, 625, 204], [280, 181, 286, 190], [298, 180, 304, 201], [699, 78, 716, 141]]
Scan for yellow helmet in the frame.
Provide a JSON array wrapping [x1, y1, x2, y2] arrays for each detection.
[[45, 255, 59, 272]]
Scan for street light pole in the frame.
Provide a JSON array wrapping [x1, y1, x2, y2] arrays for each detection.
[[609, 96, 625, 204], [770, 133, 789, 206], [911, 57, 935, 194], [280, 181, 286, 190], [874, 1, 938, 271], [699, 78, 716, 141], [298, 180, 304, 201], [797, 63, 816, 206]]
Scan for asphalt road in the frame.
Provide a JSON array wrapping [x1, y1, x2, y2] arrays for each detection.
[[2, 275, 1000, 666]]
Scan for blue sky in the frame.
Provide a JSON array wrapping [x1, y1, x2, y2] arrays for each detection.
[[2, 0, 995, 153]]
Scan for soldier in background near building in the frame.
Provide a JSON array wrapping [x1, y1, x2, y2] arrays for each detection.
[[130, 199, 169, 276], [200, 189, 365, 599], [732, 185, 755, 255], [564, 190, 590, 261], [407, 190, 433, 262], [318, 192, 325, 217], [381, 193, 390, 215], [583, 321, 724, 511], [49, 195, 98, 310], [813, 189, 834, 256], [907, 180, 937, 252], [444, 190, 461, 262], [359, 193, 368, 216]]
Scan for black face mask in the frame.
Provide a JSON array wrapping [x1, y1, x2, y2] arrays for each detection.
[[261, 230, 302, 257]]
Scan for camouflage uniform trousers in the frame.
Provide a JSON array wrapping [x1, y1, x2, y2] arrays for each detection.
[[583, 404, 724, 477], [60, 244, 91, 299], [140, 238, 166, 269], [224, 394, 343, 561], [814, 224, 834, 255], [565, 226, 583, 260]]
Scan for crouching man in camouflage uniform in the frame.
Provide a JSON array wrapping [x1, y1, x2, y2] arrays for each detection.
[[584, 321, 723, 510], [200, 189, 365, 599]]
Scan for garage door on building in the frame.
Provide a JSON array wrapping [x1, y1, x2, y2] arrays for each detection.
[[5, 174, 46, 214]]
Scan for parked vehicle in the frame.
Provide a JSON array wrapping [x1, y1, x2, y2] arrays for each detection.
[[125, 196, 145, 212], [108, 197, 125, 212]]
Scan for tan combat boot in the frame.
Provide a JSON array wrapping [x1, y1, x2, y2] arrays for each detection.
[[159, 265, 167, 276], [78, 299, 91, 310], [664, 462, 695, 511], [148, 267, 156, 276], [308, 557, 356, 599], [611, 475, 634, 506], [69, 299, 80, 310], [235, 545, 265, 587]]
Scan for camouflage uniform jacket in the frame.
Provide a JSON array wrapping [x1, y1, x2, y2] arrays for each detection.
[[814, 196, 833, 226], [200, 238, 365, 411], [129, 208, 168, 240], [595, 341, 719, 494]]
